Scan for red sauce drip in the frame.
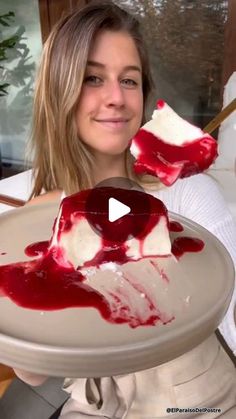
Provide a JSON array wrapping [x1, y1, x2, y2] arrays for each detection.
[[0, 251, 175, 327], [169, 221, 184, 232], [83, 242, 130, 267], [25, 241, 49, 257], [157, 99, 165, 109], [0, 253, 112, 316], [132, 128, 218, 186], [0, 235, 204, 321], [52, 187, 169, 267], [149, 259, 169, 283], [172, 237, 204, 258]]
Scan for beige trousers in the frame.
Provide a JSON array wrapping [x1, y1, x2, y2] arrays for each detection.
[[61, 334, 236, 418]]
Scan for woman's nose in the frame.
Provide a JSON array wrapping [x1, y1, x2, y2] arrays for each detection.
[[104, 81, 125, 107]]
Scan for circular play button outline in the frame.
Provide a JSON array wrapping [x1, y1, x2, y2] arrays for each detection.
[[85, 177, 151, 243]]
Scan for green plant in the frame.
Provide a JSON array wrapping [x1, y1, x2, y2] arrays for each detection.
[[0, 10, 35, 135], [0, 11, 19, 96]]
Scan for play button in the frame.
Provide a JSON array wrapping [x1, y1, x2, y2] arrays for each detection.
[[108, 198, 131, 222], [85, 177, 151, 243]]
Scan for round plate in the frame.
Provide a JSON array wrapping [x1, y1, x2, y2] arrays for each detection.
[[0, 202, 234, 377]]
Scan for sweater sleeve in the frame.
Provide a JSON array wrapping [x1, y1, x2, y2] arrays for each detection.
[[176, 174, 236, 354]]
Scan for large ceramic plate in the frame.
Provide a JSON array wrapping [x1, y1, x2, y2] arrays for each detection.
[[0, 203, 234, 377]]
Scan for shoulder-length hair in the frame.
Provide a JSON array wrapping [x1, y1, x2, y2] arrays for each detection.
[[29, 0, 160, 198]]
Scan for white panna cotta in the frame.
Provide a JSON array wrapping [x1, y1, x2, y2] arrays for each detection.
[[48, 187, 172, 269], [130, 100, 218, 186]]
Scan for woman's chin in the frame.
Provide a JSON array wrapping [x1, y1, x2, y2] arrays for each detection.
[[93, 145, 129, 157]]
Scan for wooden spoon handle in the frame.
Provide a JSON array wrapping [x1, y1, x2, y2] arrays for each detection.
[[204, 98, 236, 134], [0, 194, 26, 207]]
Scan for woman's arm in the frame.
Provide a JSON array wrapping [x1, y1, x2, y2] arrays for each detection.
[[26, 190, 62, 206], [178, 174, 236, 355]]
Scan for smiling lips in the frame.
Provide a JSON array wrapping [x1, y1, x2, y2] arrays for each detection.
[[95, 117, 129, 129]]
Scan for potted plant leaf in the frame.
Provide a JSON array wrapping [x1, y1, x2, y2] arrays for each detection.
[[0, 11, 19, 97], [0, 11, 35, 178]]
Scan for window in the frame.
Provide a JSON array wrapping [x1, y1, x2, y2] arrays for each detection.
[[0, 0, 42, 178], [114, 0, 231, 129]]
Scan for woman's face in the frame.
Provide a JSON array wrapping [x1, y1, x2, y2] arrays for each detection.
[[76, 30, 143, 157]]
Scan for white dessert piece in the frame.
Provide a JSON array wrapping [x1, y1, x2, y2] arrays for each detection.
[[48, 188, 172, 269]]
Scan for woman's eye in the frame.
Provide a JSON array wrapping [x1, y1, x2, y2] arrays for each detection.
[[84, 75, 102, 85], [121, 79, 138, 87]]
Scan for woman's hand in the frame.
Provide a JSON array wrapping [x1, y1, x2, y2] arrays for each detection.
[[0, 364, 15, 397], [0, 363, 16, 381], [13, 368, 49, 386]]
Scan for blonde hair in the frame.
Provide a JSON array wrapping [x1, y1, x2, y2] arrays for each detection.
[[29, 1, 160, 198]]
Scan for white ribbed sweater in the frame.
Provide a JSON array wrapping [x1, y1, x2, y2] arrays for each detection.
[[150, 173, 236, 354]]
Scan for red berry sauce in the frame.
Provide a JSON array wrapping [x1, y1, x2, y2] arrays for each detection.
[[0, 188, 204, 327]]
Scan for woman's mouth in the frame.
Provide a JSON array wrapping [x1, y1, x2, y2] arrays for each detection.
[[94, 118, 129, 130]]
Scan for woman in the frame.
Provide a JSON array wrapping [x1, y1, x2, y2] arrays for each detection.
[[13, 1, 236, 418], [28, 0, 153, 201]]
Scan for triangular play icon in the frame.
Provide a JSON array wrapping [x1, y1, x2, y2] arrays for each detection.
[[108, 197, 131, 222]]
